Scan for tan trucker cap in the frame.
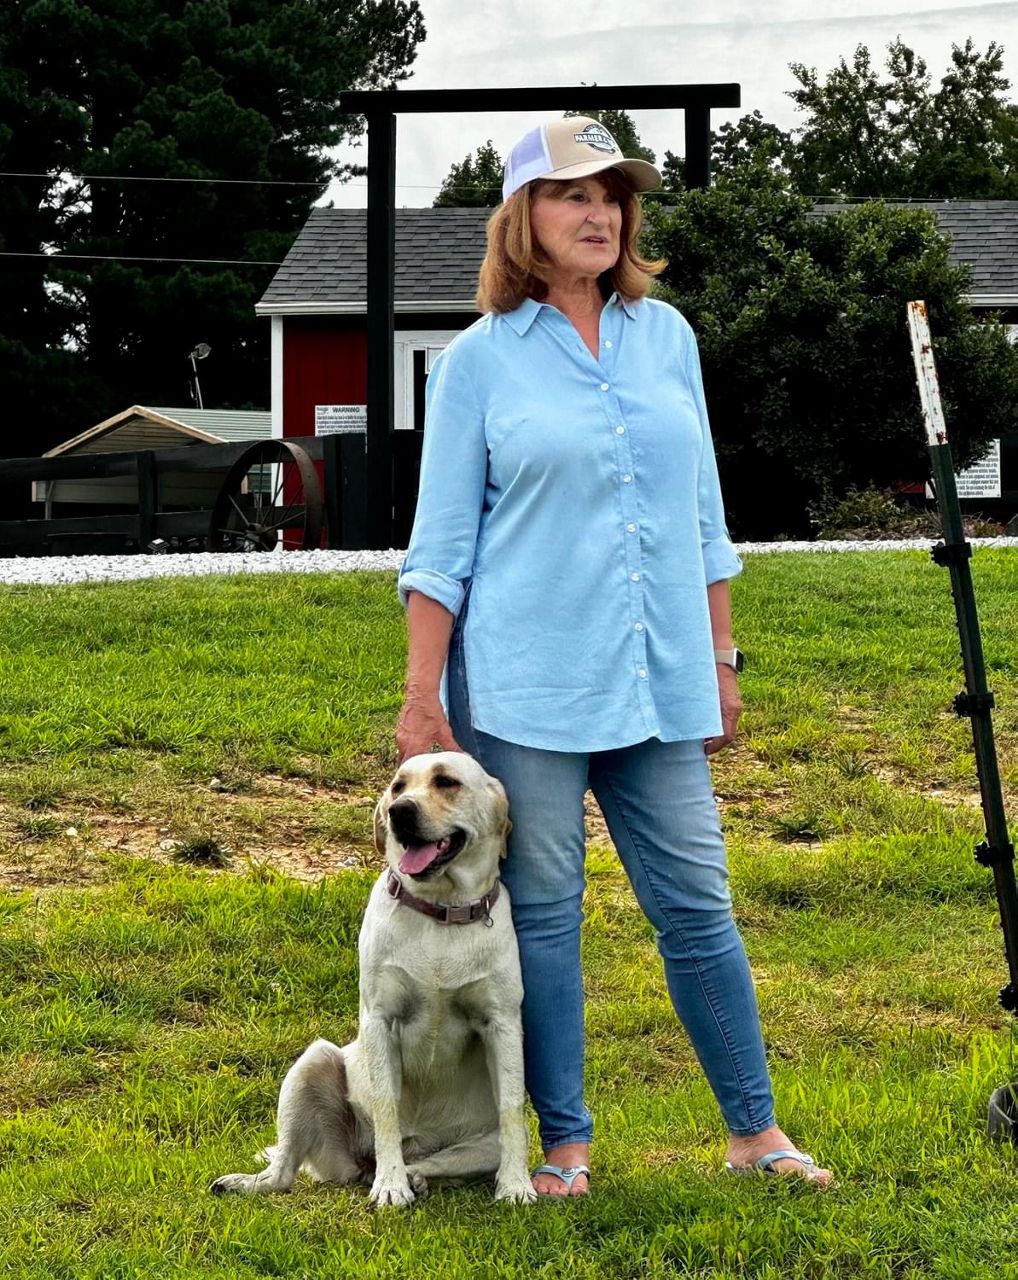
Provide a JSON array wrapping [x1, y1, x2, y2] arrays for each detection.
[[502, 115, 662, 202]]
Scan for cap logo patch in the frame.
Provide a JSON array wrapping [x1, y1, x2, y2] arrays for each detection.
[[574, 123, 617, 154]]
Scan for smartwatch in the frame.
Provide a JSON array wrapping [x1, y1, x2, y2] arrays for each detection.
[[714, 647, 745, 674]]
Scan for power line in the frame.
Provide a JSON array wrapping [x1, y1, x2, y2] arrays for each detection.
[[1, 251, 282, 266], [0, 170, 332, 187], [0, 167, 500, 194], [0, 169, 951, 202]]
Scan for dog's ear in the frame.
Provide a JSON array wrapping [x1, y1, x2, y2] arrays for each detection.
[[488, 779, 512, 860], [372, 795, 389, 856]]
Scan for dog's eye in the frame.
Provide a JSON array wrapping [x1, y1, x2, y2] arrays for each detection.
[[391, 780, 406, 796], [432, 774, 461, 790]]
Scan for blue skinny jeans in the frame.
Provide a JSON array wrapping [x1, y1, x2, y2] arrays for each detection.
[[449, 655, 777, 1151]]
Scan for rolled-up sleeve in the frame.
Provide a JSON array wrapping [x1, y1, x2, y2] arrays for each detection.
[[684, 328, 742, 585], [397, 341, 488, 617]]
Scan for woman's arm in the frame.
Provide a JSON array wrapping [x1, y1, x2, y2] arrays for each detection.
[[705, 578, 741, 756], [680, 317, 742, 756], [395, 591, 463, 762], [395, 340, 488, 762]]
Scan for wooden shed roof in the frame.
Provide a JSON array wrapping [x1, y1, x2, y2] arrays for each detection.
[[44, 406, 272, 457]]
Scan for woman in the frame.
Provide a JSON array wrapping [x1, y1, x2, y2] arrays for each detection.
[[396, 116, 832, 1195]]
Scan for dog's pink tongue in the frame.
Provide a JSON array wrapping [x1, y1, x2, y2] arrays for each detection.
[[398, 841, 444, 875]]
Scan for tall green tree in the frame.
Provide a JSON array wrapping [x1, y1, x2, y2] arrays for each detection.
[[709, 110, 793, 189], [0, 4, 103, 451], [433, 140, 503, 207], [787, 38, 1018, 197], [0, 0, 425, 472], [643, 188, 1018, 537]]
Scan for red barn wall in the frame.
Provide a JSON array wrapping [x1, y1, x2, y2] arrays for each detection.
[[282, 317, 367, 439]]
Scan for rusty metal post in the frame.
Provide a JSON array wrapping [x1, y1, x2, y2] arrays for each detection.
[[907, 301, 1018, 1138]]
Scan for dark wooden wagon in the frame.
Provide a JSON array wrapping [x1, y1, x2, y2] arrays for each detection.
[[0, 431, 422, 556]]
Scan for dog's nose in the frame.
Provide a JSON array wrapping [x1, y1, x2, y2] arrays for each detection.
[[387, 798, 420, 839]]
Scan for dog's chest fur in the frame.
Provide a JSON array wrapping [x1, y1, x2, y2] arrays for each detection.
[[359, 883, 520, 1086]]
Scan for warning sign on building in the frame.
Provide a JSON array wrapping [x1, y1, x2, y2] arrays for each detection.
[[315, 405, 367, 435]]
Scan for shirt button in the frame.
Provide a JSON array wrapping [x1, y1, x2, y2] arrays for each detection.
[[626, 522, 637, 533], [622, 473, 632, 483], [638, 668, 648, 679], [600, 382, 610, 392], [615, 425, 626, 435], [634, 622, 644, 632], [630, 571, 640, 582], [604, 339, 614, 349]]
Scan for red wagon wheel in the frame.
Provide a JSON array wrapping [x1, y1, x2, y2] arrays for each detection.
[[207, 440, 324, 552]]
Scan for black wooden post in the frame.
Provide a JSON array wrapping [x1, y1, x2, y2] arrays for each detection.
[[321, 433, 342, 550], [684, 105, 711, 189], [340, 432, 369, 548], [365, 110, 396, 551], [136, 450, 157, 549]]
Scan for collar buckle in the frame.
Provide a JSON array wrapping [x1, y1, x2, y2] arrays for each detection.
[[385, 869, 500, 926]]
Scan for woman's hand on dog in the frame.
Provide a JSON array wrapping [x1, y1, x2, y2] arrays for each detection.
[[396, 691, 464, 762]]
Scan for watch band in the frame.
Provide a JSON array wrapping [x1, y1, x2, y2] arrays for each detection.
[[714, 647, 744, 673]]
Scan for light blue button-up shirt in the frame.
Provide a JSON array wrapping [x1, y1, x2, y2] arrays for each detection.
[[398, 293, 742, 752]]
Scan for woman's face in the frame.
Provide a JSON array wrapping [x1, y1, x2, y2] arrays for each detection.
[[529, 175, 622, 284]]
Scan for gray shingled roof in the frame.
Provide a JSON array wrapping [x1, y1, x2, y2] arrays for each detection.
[[256, 207, 491, 312], [932, 201, 1018, 295], [257, 201, 1018, 313], [810, 200, 1018, 299]]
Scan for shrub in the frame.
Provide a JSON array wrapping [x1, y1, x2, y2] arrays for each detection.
[[643, 189, 1018, 539]]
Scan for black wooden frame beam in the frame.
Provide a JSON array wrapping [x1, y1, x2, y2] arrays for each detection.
[[340, 84, 741, 113], [338, 82, 742, 549]]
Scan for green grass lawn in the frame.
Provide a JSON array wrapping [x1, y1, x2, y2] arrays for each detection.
[[1, 551, 1018, 1278]]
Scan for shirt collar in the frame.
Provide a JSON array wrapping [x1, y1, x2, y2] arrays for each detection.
[[612, 292, 640, 320], [502, 296, 543, 335], [502, 292, 639, 336]]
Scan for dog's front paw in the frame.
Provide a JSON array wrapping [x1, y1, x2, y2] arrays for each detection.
[[369, 1173, 416, 1207], [495, 1168, 538, 1205], [210, 1173, 264, 1197]]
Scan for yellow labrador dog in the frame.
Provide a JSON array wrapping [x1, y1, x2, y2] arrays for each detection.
[[211, 752, 536, 1207]]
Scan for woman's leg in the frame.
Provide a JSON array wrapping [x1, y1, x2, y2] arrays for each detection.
[[447, 651, 592, 1189], [590, 738, 775, 1130], [590, 737, 831, 1182], [469, 730, 592, 1178]]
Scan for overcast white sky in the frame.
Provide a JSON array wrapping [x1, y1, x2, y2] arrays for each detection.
[[323, 0, 1018, 207]]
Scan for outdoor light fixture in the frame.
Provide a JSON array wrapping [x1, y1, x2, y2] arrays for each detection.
[[188, 342, 211, 409]]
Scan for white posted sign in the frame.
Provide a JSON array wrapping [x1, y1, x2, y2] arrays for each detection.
[[315, 404, 367, 436], [955, 440, 1001, 499]]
